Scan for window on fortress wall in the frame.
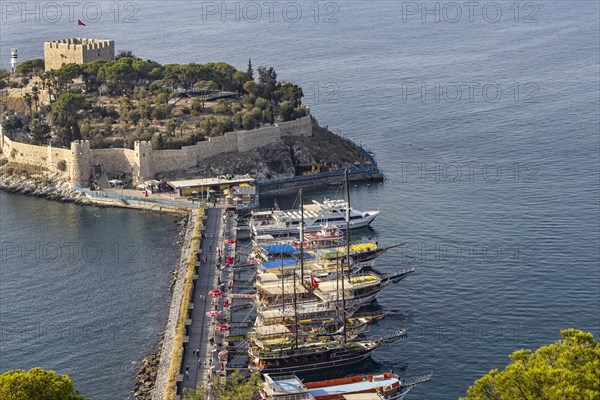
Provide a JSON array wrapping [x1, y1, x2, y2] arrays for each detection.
[[98, 51, 101, 57]]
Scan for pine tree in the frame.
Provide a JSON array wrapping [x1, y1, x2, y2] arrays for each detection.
[[246, 59, 253, 81]]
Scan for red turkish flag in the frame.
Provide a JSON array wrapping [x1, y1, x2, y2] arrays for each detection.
[[310, 277, 319, 288], [77, 19, 86, 26]]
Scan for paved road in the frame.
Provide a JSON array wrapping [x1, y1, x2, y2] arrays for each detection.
[[181, 207, 223, 392]]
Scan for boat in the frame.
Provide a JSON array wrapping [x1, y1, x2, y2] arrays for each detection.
[[260, 371, 433, 400], [248, 337, 384, 374], [249, 177, 406, 375], [250, 198, 379, 236], [255, 270, 391, 310]]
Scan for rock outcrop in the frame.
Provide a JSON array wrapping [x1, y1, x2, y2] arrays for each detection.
[[0, 161, 91, 204]]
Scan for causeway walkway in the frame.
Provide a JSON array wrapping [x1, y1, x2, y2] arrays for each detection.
[[180, 207, 223, 393]]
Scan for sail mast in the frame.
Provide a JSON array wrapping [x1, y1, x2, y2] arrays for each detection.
[[293, 263, 299, 349], [342, 170, 350, 343], [299, 188, 305, 283], [280, 253, 285, 322]]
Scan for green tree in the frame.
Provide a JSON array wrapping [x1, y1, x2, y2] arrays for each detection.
[[152, 133, 166, 150], [15, 59, 45, 76], [155, 92, 169, 105], [280, 100, 295, 121], [263, 105, 275, 124], [243, 81, 259, 97], [462, 329, 600, 400], [212, 99, 230, 114], [2, 114, 24, 135], [257, 66, 277, 100], [29, 118, 51, 144], [166, 118, 179, 135], [242, 107, 262, 130], [246, 58, 254, 81], [0, 367, 88, 400], [23, 93, 33, 114], [277, 82, 304, 107], [51, 93, 88, 122], [183, 371, 261, 400], [254, 97, 269, 111]]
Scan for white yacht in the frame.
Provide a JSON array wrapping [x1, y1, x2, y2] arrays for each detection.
[[250, 199, 379, 236]]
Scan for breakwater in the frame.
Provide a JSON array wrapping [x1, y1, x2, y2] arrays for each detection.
[[153, 209, 203, 400], [258, 165, 384, 195]]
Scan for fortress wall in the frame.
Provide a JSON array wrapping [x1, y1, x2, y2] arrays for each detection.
[[148, 148, 193, 177], [0, 127, 71, 175], [236, 125, 282, 152], [93, 148, 137, 178], [1, 116, 314, 183], [278, 116, 313, 137]]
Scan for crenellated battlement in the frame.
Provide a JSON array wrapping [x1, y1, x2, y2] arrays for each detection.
[[44, 38, 115, 71]]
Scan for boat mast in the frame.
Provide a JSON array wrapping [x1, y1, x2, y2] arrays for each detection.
[[293, 262, 299, 349], [341, 170, 350, 343], [299, 188, 305, 283], [280, 253, 285, 322], [296, 189, 303, 349], [336, 256, 340, 325], [345, 170, 352, 283]]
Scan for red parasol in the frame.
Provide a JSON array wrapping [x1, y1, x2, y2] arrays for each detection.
[[216, 324, 230, 331], [208, 289, 222, 297], [206, 311, 219, 317], [224, 256, 233, 264], [224, 239, 236, 244]]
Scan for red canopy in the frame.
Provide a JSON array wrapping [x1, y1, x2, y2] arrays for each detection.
[[206, 311, 219, 317], [216, 324, 230, 331], [224, 239, 236, 244], [224, 256, 233, 264], [208, 289, 221, 297]]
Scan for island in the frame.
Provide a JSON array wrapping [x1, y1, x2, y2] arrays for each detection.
[[0, 38, 383, 210]]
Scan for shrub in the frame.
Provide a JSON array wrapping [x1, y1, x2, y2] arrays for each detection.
[[57, 160, 67, 171]]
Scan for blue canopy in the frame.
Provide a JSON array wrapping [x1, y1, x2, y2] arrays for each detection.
[[261, 258, 298, 270], [261, 244, 297, 255]]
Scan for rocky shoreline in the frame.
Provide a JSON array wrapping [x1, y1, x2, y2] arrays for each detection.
[[0, 163, 93, 205], [131, 333, 165, 400]]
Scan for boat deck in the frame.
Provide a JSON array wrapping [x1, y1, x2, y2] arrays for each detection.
[[308, 378, 397, 397]]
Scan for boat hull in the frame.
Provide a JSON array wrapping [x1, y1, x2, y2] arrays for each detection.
[[255, 346, 375, 374], [251, 215, 378, 236]]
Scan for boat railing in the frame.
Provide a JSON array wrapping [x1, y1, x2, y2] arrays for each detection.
[[269, 394, 316, 400], [402, 373, 433, 387], [269, 374, 303, 382]]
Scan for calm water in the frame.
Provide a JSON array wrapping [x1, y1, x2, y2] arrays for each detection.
[[1, 1, 599, 398]]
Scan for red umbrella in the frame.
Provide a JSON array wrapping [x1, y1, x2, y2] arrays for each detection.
[[216, 324, 230, 331], [206, 311, 219, 317], [208, 289, 221, 297], [224, 256, 233, 265], [224, 239, 236, 244]]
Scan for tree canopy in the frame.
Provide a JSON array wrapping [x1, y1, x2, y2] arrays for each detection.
[[0, 368, 88, 400], [15, 59, 45, 76], [183, 371, 262, 400], [462, 329, 600, 399]]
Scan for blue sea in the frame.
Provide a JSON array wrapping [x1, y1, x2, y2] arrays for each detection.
[[1, 1, 599, 398]]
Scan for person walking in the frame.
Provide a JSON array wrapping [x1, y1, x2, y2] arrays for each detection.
[[185, 365, 189, 377]]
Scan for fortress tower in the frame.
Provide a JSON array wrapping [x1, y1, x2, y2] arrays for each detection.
[[43, 38, 115, 71]]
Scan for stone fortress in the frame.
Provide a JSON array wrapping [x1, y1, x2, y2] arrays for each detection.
[[43, 38, 115, 71], [2, 37, 313, 185], [0, 116, 313, 185]]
